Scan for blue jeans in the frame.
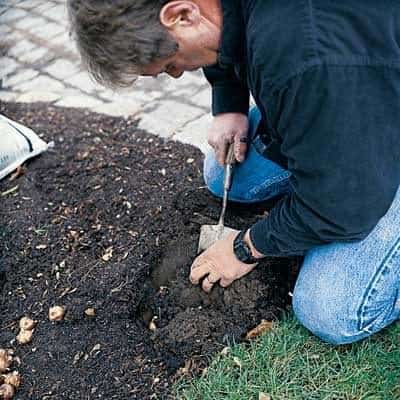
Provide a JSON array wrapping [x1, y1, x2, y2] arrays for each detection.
[[203, 107, 400, 345]]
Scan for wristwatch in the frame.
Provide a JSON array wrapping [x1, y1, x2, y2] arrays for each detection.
[[233, 230, 260, 264]]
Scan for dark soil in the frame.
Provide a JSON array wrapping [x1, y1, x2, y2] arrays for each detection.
[[0, 102, 299, 399]]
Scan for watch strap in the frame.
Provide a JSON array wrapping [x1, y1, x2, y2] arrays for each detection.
[[233, 229, 259, 264]]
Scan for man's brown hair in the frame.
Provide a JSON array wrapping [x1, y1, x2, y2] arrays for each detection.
[[67, 0, 178, 88]]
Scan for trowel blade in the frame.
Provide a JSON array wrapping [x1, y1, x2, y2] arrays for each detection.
[[197, 224, 237, 253]]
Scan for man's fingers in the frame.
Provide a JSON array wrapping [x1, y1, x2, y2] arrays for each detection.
[[220, 277, 233, 288], [234, 134, 248, 163], [215, 143, 229, 166], [201, 276, 214, 293], [190, 262, 211, 285], [201, 271, 220, 293]]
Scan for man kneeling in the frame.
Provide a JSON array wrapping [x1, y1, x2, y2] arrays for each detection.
[[67, 0, 400, 344]]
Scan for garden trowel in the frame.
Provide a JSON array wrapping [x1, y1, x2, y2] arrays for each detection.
[[198, 143, 237, 253]]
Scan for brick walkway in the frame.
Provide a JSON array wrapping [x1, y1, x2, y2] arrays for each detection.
[[0, 0, 212, 152]]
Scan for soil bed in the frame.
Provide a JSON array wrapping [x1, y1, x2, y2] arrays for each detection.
[[0, 102, 299, 399]]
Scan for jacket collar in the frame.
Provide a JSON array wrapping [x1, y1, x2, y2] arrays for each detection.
[[218, 0, 247, 66]]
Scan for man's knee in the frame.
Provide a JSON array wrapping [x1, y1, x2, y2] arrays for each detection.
[[292, 279, 364, 346], [293, 245, 400, 345]]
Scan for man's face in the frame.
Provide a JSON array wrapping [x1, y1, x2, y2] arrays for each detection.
[[141, 0, 221, 79], [142, 39, 218, 79]]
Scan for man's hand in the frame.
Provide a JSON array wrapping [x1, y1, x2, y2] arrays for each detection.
[[190, 231, 259, 293], [207, 113, 249, 165]]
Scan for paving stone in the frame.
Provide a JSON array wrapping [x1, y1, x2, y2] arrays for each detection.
[[155, 69, 204, 87], [133, 72, 206, 101], [44, 59, 80, 80], [65, 71, 102, 93], [60, 87, 88, 97], [44, 4, 67, 23], [2, 30, 22, 48], [3, 68, 39, 87], [55, 94, 104, 109], [99, 87, 163, 104], [115, 74, 194, 102], [189, 69, 205, 79], [16, 46, 49, 64], [0, 90, 18, 102], [50, 30, 71, 45], [92, 99, 143, 118], [169, 72, 207, 97], [0, 57, 19, 79], [172, 113, 212, 154], [16, 91, 61, 103], [32, 2, 58, 15], [135, 75, 172, 92], [30, 21, 67, 39], [138, 100, 204, 138], [0, 24, 11, 36], [51, 31, 78, 55], [13, 14, 47, 31], [0, 8, 28, 23], [135, 76, 183, 94], [14, 75, 65, 92], [7, 39, 36, 57], [17, 1, 46, 10], [191, 88, 212, 110]]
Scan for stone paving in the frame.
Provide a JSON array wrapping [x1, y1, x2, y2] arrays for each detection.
[[0, 0, 212, 153]]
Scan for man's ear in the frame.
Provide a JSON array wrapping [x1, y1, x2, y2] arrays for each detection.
[[160, 1, 201, 29]]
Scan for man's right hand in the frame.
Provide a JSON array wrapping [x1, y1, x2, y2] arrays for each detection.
[[207, 112, 249, 165]]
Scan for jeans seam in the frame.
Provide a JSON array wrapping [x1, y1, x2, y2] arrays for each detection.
[[251, 134, 267, 155], [248, 172, 291, 197], [358, 236, 400, 332]]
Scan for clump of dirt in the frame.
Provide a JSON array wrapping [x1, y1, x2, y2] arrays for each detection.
[[141, 234, 298, 372], [0, 102, 299, 399]]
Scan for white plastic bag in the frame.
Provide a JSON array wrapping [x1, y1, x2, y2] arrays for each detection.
[[0, 114, 52, 180]]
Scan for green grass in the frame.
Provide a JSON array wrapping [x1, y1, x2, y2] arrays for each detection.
[[176, 315, 400, 400]]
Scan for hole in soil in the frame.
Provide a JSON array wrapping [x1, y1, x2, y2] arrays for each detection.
[[136, 234, 300, 370], [137, 237, 197, 326]]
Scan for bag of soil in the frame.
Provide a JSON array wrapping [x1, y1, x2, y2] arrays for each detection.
[[0, 114, 52, 180]]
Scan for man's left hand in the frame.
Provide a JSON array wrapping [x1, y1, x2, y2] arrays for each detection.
[[190, 231, 258, 293]]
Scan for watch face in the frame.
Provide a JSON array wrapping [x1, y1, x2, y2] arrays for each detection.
[[233, 230, 258, 264], [235, 241, 252, 262], [233, 231, 253, 263]]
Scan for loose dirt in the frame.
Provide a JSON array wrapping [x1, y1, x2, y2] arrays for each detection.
[[0, 102, 299, 399]]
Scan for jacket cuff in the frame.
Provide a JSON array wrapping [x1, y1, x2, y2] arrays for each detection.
[[249, 218, 277, 256], [211, 85, 249, 116]]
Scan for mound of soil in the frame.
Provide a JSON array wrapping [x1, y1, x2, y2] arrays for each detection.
[[0, 102, 299, 399]]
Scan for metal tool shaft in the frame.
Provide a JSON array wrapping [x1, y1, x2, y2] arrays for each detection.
[[217, 144, 235, 236]]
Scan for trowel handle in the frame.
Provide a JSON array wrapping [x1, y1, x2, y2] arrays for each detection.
[[223, 143, 236, 191]]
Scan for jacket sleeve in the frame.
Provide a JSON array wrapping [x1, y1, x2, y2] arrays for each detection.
[[202, 64, 249, 116], [249, 65, 399, 256]]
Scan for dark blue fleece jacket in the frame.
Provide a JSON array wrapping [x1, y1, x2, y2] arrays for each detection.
[[204, 0, 400, 256]]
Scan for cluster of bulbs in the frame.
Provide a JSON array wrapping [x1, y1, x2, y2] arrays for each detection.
[[0, 349, 20, 399], [0, 306, 67, 399]]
